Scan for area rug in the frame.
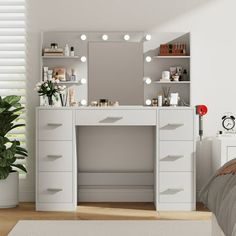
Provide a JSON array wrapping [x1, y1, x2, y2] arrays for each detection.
[[8, 220, 213, 236]]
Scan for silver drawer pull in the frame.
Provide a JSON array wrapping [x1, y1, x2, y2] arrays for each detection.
[[47, 155, 63, 159], [47, 123, 63, 127], [47, 188, 63, 192], [160, 188, 184, 195], [161, 155, 184, 162], [161, 123, 184, 130], [99, 117, 123, 123]]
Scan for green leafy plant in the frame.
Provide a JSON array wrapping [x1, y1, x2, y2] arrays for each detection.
[[0, 95, 28, 180]]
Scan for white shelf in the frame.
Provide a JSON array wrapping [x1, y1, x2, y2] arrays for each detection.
[[153, 56, 191, 59], [153, 81, 190, 84], [42, 56, 79, 59]]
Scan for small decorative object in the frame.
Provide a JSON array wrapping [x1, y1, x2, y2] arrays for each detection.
[[59, 90, 68, 107], [159, 43, 187, 56], [70, 46, 75, 57], [152, 98, 158, 106], [0, 95, 28, 208], [50, 43, 58, 49], [68, 87, 77, 106], [64, 44, 70, 56], [158, 95, 163, 106], [53, 67, 66, 81], [222, 113, 236, 132], [35, 79, 66, 106], [169, 93, 179, 106], [161, 71, 170, 82], [170, 66, 183, 81], [91, 101, 99, 107], [99, 99, 109, 106], [162, 87, 170, 106], [70, 69, 77, 82], [181, 69, 188, 81]]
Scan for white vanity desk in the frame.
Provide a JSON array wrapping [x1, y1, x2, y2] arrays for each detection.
[[36, 106, 196, 212]]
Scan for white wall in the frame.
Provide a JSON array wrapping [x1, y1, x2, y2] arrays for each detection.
[[24, 0, 236, 201]]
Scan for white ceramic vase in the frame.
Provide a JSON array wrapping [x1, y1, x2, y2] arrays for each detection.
[[0, 172, 19, 208]]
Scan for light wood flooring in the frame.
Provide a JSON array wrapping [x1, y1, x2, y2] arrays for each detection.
[[0, 202, 211, 236]]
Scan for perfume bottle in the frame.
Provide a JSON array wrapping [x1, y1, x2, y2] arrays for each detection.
[[64, 44, 70, 56], [70, 69, 77, 81], [70, 46, 75, 57]]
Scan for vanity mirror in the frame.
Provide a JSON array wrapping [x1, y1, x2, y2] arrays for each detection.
[[40, 31, 191, 106]]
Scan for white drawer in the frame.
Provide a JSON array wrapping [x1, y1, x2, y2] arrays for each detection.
[[159, 172, 193, 203], [38, 141, 73, 172], [38, 110, 73, 140], [38, 172, 73, 203], [159, 141, 194, 171], [76, 109, 156, 126], [159, 109, 194, 140], [227, 146, 236, 162]]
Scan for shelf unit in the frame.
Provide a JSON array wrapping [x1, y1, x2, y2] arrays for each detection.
[[42, 56, 80, 59], [144, 32, 191, 106]]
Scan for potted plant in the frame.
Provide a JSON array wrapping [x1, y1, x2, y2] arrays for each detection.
[[0, 95, 28, 208], [35, 79, 66, 106]]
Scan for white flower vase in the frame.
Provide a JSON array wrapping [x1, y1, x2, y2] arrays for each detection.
[[0, 172, 19, 208]]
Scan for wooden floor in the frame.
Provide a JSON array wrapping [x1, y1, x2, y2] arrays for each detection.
[[0, 202, 211, 236]]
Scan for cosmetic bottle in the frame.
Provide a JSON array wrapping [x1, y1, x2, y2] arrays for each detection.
[[70, 47, 75, 57], [64, 44, 70, 56]]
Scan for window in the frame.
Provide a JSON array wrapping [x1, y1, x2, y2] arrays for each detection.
[[0, 0, 27, 175]]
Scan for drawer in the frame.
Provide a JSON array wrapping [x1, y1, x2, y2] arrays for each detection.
[[159, 109, 194, 140], [227, 146, 236, 162], [38, 110, 73, 140], [38, 172, 73, 203], [38, 141, 73, 172], [76, 109, 156, 126], [159, 172, 193, 203], [159, 141, 194, 171]]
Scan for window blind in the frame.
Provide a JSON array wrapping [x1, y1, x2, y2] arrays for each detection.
[[0, 0, 27, 175]]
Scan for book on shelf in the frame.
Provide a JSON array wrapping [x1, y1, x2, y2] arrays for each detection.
[[43, 48, 64, 56], [43, 53, 64, 56]]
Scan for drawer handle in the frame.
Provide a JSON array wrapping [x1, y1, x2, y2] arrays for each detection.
[[161, 123, 184, 130], [47, 155, 63, 159], [99, 117, 123, 123], [161, 155, 184, 161], [47, 188, 63, 192], [160, 188, 184, 195], [47, 123, 63, 127]]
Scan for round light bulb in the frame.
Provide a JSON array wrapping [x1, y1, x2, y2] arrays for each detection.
[[145, 56, 152, 63], [144, 77, 152, 85], [80, 78, 87, 84], [124, 34, 130, 41], [80, 56, 87, 62], [145, 99, 152, 106], [145, 34, 152, 41], [80, 99, 87, 106], [102, 34, 108, 41], [80, 34, 87, 41]]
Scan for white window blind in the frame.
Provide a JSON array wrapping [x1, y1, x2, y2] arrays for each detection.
[[0, 0, 27, 174]]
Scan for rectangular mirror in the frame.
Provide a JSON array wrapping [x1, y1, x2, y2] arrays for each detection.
[[88, 42, 144, 105]]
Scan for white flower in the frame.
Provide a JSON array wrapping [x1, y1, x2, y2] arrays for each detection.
[[46, 87, 50, 91], [44, 83, 48, 87]]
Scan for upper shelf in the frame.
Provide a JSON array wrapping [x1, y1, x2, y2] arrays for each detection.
[[153, 56, 191, 59], [153, 81, 191, 84], [42, 56, 79, 59]]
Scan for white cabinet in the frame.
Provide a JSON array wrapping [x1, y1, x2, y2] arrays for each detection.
[[212, 136, 236, 174], [36, 107, 195, 212], [157, 108, 196, 211]]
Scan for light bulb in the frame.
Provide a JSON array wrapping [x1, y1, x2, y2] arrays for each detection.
[[124, 34, 130, 41], [102, 34, 108, 41], [145, 99, 152, 106], [145, 34, 152, 41], [80, 78, 87, 84], [80, 34, 87, 41], [144, 77, 152, 85], [80, 56, 87, 62], [80, 99, 87, 106], [145, 56, 152, 63]]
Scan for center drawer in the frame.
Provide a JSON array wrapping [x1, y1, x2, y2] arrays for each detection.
[[159, 172, 193, 203], [159, 109, 194, 141], [38, 141, 73, 172], [38, 172, 73, 203], [38, 109, 73, 141], [76, 109, 156, 126]]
